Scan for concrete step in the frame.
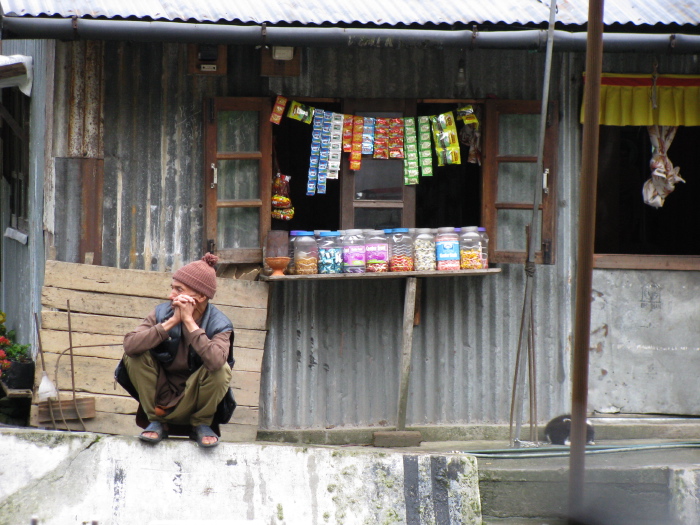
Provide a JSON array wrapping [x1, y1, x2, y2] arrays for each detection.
[[474, 441, 700, 525]]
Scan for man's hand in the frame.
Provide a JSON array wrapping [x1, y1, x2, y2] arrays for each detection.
[[171, 294, 199, 333]]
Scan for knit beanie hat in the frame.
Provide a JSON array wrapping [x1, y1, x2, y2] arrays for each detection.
[[172, 253, 218, 299]]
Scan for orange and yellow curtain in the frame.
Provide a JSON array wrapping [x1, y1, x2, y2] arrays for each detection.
[[581, 73, 700, 126]]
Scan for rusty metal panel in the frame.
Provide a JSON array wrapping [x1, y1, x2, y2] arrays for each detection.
[[2, 0, 699, 27]]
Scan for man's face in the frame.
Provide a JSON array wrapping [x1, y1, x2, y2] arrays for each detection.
[[169, 279, 205, 303]]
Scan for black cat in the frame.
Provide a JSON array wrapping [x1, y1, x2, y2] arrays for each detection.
[[545, 414, 595, 445]]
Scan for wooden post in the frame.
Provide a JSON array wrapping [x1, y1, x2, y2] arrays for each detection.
[[397, 277, 417, 431]]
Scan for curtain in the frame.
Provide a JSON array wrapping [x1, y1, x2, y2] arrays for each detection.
[[580, 74, 700, 126]]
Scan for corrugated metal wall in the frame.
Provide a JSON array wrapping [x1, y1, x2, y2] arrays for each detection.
[[48, 39, 700, 429], [0, 39, 52, 353]]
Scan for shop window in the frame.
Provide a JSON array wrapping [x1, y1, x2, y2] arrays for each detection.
[[1, 87, 30, 232], [205, 96, 558, 265], [594, 125, 700, 270]]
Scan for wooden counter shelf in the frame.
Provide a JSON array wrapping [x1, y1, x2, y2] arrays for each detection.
[[260, 266, 501, 447], [259, 268, 501, 281]]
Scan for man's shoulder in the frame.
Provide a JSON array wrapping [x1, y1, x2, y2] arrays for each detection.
[[207, 304, 234, 332]]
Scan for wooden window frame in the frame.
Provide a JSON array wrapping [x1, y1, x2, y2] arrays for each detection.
[[340, 99, 416, 230], [482, 99, 559, 265], [0, 87, 30, 233], [204, 97, 272, 263]]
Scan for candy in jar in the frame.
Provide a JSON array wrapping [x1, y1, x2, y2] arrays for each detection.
[[294, 231, 319, 275], [413, 228, 436, 271], [459, 226, 483, 269], [342, 229, 366, 273], [317, 231, 343, 274], [478, 227, 489, 269], [365, 230, 389, 272], [435, 227, 460, 270], [390, 228, 414, 272]]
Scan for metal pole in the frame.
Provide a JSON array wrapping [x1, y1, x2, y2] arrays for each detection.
[[569, 0, 604, 519]]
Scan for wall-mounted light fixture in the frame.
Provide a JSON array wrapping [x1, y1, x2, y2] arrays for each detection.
[[261, 46, 301, 77], [454, 58, 467, 96]]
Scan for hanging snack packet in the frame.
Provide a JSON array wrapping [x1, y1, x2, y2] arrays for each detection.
[[306, 109, 325, 195], [270, 96, 288, 124], [317, 111, 334, 194], [350, 116, 364, 171], [373, 118, 390, 159], [271, 172, 292, 208], [362, 117, 375, 156], [342, 114, 354, 153], [431, 112, 461, 166], [328, 113, 344, 179], [287, 101, 314, 124], [272, 207, 295, 221], [456, 105, 479, 127], [418, 116, 433, 177], [389, 118, 405, 159]]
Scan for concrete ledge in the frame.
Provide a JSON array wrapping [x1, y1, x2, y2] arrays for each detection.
[[0, 428, 482, 525]]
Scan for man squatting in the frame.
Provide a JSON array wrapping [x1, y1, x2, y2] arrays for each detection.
[[121, 253, 234, 447]]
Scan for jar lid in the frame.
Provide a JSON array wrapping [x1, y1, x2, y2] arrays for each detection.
[[298, 231, 315, 236], [370, 230, 386, 235], [462, 226, 479, 232], [383, 229, 395, 234], [320, 231, 340, 237], [437, 227, 455, 233], [394, 228, 409, 233], [416, 228, 432, 234], [346, 229, 364, 235], [289, 230, 304, 236], [478, 227, 486, 231]]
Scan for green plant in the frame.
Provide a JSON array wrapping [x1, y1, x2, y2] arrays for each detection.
[[0, 311, 31, 378]]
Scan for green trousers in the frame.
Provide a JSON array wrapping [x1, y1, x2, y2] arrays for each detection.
[[123, 351, 232, 427]]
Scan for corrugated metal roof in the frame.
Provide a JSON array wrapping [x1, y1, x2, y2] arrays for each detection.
[[2, 0, 699, 27]]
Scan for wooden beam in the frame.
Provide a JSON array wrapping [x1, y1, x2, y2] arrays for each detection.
[[396, 277, 417, 431], [0, 62, 27, 80]]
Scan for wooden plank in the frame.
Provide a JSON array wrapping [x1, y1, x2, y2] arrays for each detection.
[[233, 347, 264, 373], [0, 380, 33, 398], [396, 277, 417, 431], [37, 397, 96, 422], [219, 423, 258, 443], [41, 313, 267, 350], [39, 330, 124, 359], [44, 260, 269, 308], [260, 268, 502, 281], [42, 353, 262, 407], [593, 253, 700, 271], [42, 287, 268, 330], [42, 311, 142, 336]]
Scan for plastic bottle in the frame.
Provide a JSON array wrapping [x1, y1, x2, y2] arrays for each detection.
[[365, 230, 390, 272], [390, 228, 414, 272], [317, 231, 343, 274], [478, 227, 489, 269], [435, 227, 460, 270], [413, 228, 436, 271], [459, 226, 483, 269], [342, 229, 366, 273], [294, 231, 318, 275]]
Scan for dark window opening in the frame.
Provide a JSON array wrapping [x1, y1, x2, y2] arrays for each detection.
[[596, 125, 700, 256], [271, 101, 342, 233], [1, 87, 30, 232]]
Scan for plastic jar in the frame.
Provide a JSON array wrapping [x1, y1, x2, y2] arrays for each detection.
[[436, 227, 460, 270], [342, 229, 366, 273], [459, 226, 483, 269], [390, 228, 414, 272], [317, 231, 343, 274], [287, 230, 304, 274], [478, 227, 489, 269], [365, 230, 390, 273], [413, 228, 436, 271], [294, 231, 318, 275]]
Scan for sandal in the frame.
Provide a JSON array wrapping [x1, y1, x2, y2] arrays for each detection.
[[190, 424, 219, 448], [139, 421, 168, 444]]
